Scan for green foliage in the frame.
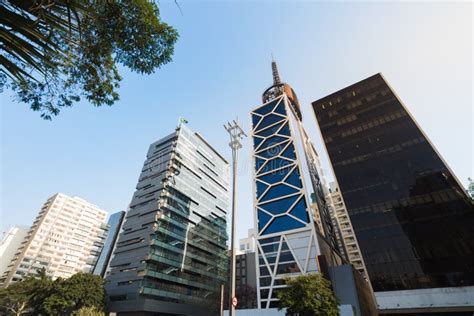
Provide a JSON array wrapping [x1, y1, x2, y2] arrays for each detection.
[[1, 0, 178, 119], [72, 306, 105, 316], [43, 273, 105, 315], [0, 278, 34, 315], [277, 273, 339, 316], [0, 271, 105, 316]]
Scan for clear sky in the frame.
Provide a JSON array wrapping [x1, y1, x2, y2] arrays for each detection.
[[1, 1, 472, 243]]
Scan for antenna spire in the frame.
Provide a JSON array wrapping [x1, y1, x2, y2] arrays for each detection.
[[271, 57, 281, 86]]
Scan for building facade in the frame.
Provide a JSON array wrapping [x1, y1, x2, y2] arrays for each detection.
[[250, 61, 344, 310], [105, 124, 229, 315], [93, 211, 126, 277], [326, 182, 368, 281], [0, 227, 28, 277], [235, 251, 257, 309], [312, 73, 474, 313], [1, 193, 108, 285], [239, 229, 256, 254]]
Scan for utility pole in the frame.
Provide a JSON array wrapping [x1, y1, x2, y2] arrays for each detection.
[[224, 119, 247, 316]]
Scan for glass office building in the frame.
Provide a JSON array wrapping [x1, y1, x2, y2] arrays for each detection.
[[250, 61, 343, 309], [93, 211, 125, 277], [105, 124, 229, 315], [312, 73, 474, 313]]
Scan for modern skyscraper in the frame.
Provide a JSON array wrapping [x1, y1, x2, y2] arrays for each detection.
[[92, 211, 126, 277], [105, 124, 229, 316], [1, 193, 108, 286], [0, 227, 28, 277], [250, 61, 344, 309], [312, 73, 474, 313], [325, 182, 368, 281]]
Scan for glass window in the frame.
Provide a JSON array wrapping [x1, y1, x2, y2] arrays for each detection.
[[289, 198, 309, 223], [257, 209, 272, 231], [260, 184, 298, 202], [258, 166, 292, 184], [257, 135, 289, 152], [256, 121, 286, 138], [256, 141, 290, 159], [255, 114, 285, 133], [260, 195, 299, 215], [253, 99, 280, 116], [284, 168, 302, 187], [262, 216, 305, 235]]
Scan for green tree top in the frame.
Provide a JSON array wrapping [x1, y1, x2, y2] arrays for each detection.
[[1, 0, 179, 119], [277, 273, 339, 316], [0, 271, 105, 316]]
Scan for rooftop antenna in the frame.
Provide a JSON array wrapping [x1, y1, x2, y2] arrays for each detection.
[[271, 55, 282, 86]]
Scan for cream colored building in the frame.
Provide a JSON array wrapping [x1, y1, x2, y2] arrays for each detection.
[[1, 193, 108, 286], [326, 182, 369, 280]]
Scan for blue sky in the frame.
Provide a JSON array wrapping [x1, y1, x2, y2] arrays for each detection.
[[1, 1, 472, 242]]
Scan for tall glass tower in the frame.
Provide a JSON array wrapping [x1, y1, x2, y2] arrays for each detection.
[[312, 73, 474, 313], [106, 124, 229, 315], [250, 61, 343, 309]]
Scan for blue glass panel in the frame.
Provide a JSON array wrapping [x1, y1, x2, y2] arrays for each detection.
[[256, 180, 268, 198], [289, 198, 309, 223], [260, 195, 299, 215], [261, 184, 299, 202], [255, 157, 265, 172], [256, 121, 285, 138], [273, 100, 286, 116], [259, 236, 281, 245], [262, 216, 305, 235], [261, 242, 280, 253], [284, 168, 302, 188], [253, 135, 264, 149], [252, 114, 262, 128], [258, 209, 272, 231], [258, 166, 292, 184], [254, 99, 280, 116], [278, 250, 295, 263], [281, 144, 296, 160], [256, 114, 285, 132], [256, 141, 290, 159], [260, 158, 292, 174], [258, 135, 288, 151], [276, 261, 300, 274], [277, 123, 290, 136]]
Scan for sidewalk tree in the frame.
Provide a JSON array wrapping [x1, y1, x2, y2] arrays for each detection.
[[1, 0, 178, 119], [277, 273, 339, 316], [0, 268, 52, 316], [0, 278, 33, 316], [43, 273, 105, 315], [0, 270, 105, 315]]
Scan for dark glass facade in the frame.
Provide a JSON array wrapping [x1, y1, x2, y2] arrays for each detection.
[[93, 211, 125, 277], [312, 73, 474, 292]]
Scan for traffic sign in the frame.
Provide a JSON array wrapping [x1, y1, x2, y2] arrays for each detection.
[[232, 296, 238, 308]]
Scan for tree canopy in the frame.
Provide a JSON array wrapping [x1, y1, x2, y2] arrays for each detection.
[[1, 0, 178, 119], [0, 271, 105, 316], [277, 273, 339, 316]]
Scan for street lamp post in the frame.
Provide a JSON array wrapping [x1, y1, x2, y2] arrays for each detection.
[[224, 119, 247, 316]]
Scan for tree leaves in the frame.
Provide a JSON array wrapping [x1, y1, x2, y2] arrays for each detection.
[[0, 271, 105, 316], [1, 0, 178, 119], [277, 273, 340, 316]]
